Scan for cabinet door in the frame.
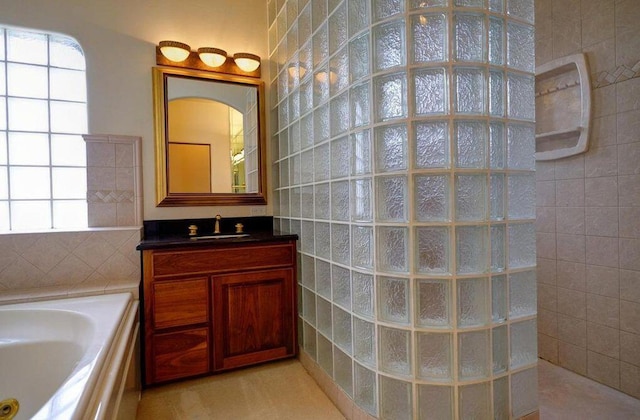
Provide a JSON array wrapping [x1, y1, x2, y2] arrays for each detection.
[[212, 268, 295, 371], [152, 327, 210, 383]]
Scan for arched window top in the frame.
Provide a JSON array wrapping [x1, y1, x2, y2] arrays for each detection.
[[0, 25, 88, 232], [1, 27, 85, 70]]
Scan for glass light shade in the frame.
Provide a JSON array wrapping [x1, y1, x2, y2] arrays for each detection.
[[315, 70, 338, 85], [159, 40, 191, 62], [198, 47, 227, 67], [233, 52, 261, 72], [288, 64, 307, 79]]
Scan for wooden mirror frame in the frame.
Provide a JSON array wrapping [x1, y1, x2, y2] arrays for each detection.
[[152, 66, 267, 206]]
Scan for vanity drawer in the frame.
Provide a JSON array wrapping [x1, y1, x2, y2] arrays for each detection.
[[152, 277, 209, 329], [152, 327, 210, 383], [152, 242, 295, 277]]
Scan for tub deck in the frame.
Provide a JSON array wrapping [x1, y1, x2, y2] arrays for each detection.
[[0, 293, 138, 420]]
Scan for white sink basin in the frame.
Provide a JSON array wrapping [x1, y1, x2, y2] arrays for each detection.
[[190, 234, 250, 240]]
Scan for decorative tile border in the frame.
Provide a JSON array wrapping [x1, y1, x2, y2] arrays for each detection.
[[88, 190, 135, 204], [593, 60, 640, 89]]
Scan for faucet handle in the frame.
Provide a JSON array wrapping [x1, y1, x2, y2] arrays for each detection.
[[188, 224, 198, 236], [214, 214, 222, 234], [235, 223, 244, 233]]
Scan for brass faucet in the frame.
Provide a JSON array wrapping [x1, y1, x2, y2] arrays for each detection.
[[214, 214, 221, 234]]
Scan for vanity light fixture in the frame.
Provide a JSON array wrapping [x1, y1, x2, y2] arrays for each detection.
[[198, 47, 227, 67], [158, 40, 191, 62], [233, 53, 261, 72], [156, 41, 261, 77]]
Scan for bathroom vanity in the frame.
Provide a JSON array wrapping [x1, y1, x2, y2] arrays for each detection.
[[137, 217, 297, 386]]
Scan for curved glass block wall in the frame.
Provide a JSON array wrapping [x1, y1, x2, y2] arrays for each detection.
[[270, 0, 537, 418]]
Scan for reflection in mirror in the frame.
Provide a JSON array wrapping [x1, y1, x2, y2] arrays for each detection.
[[166, 78, 256, 194], [167, 98, 245, 193], [168, 141, 211, 192], [153, 67, 266, 206]]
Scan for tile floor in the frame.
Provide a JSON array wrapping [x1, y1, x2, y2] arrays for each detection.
[[137, 358, 640, 419], [538, 359, 640, 419], [136, 359, 345, 420]]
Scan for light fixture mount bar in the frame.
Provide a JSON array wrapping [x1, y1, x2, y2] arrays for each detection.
[[155, 46, 261, 78]]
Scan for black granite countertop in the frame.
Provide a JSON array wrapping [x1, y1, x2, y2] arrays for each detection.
[[136, 230, 298, 250], [136, 216, 298, 250]]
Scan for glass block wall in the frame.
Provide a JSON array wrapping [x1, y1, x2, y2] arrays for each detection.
[[269, 0, 537, 418]]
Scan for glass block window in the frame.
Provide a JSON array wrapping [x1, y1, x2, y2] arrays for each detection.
[[0, 26, 87, 231]]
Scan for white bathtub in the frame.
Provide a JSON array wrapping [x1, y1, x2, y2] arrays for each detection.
[[0, 293, 139, 420]]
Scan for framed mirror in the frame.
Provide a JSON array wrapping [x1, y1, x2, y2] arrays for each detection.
[[152, 66, 266, 206]]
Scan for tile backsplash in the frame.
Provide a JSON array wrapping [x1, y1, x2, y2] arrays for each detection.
[[0, 228, 141, 302]]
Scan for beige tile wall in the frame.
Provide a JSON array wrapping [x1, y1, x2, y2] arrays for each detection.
[[536, 0, 640, 399], [0, 228, 141, 302], [84, 134, 143, 227]]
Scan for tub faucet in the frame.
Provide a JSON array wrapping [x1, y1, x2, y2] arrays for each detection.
[[214, 214, 221, 234]]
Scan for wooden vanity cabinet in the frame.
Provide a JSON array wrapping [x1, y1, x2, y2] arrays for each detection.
[[142, 240, 297, 386]]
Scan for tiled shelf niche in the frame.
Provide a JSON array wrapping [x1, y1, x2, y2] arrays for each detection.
[[535, 53, 592, 161]]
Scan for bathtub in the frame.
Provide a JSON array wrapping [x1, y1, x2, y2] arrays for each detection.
[[0, 293, 140, 420]]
